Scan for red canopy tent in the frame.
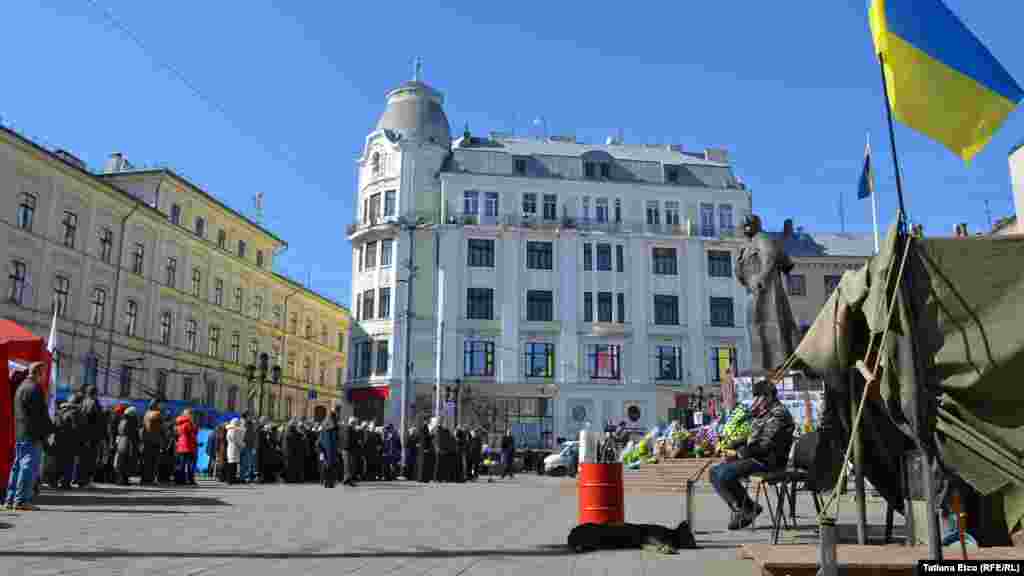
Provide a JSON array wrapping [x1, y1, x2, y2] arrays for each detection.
[[0, 319, 51, 490]]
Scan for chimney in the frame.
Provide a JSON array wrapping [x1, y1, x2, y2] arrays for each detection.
[[104, 152, 128, 173], [1010, 145, 1024, 233], [783, 219, 795, 239], [704, 147, 729, 164]]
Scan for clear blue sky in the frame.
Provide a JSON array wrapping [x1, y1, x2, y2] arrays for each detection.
[[4, 1, 1023, 307]]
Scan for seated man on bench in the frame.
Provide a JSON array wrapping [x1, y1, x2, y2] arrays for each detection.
[[711, 379, 796, 530]]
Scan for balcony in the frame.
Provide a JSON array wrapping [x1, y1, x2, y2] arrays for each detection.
[[347, 210, 436, 238]]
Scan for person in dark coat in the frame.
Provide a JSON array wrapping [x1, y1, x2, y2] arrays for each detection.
[[49, 401, 80, 490], [366, 424, 381, 481], [500, 429, 516, 479], [468, 428, 483, 481], [140, 401, 163, 485], [404, 426, 418, 481], [283, 419, 305, 483], [258, 418, 281, 483], [77, 386, 103, 487], [454, 427, 468, 483], [114, 407, 140, 485], [382, 424, 401, 481], [4, 362, 54, 510], [304, 421, 319, 483], [417, 422, 434, 483], [341, 417, 358, 486], [318, 410, 338, 488], [433, 418, 455, 483]]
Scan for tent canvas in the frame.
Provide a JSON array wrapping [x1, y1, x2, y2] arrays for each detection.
[[0, 319, 52, 490]]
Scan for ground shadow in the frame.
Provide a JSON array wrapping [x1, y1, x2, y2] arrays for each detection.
[[46, 508, 210, 515], [0, 546, 579, 560], [34, 494, 229, 507]]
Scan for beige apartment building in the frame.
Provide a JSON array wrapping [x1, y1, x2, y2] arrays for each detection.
[[0, 125, 350, 420]]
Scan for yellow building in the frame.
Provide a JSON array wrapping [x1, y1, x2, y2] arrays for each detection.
[[0, 125, 350, 420]]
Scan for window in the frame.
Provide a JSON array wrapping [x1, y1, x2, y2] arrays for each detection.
[[182, 376, 193, 402], [824, 275, 842, 297], [584, 162, 597, 179], [381, 239, 393, 267], [655, 346, 682, 380], [289, 312, 298, 334], [583, 243, 593, 271], [156, 370, 168, 400], [98, 227, 113, 263], [384, 190, 396, 217], [90, 287, 106, 326], [303, 356, 311, 383], [160, 312, 172, 345], [165, 257, 176, 287], [217, 229, 226, 249], [526, 290, 554, 322], [466, 288, 494, 320], [543, 194, 557, 220], [191, 268, 202, 297], [708, 250, 732, 278], [616, 293, 625, 323], [253, 295, 263, 319], [378, 287, 391, 319], [666, 165, 679, 183], [54, 275, 70, 318], [170, 204, 181, 225], [8, 260, 27, 304], [463, 190, 479, 215], [355, 342, 372, 378], [369, 193, 382, 221], [522, 193, 537, 215], [227, 386, 238, 412], [319, 361, 327, 386], [597, 292, 613, 322], [209, 326, 221, 357], [375, 341, 389, 375], [194, 217, 205, 237], [614, 198, 622, 223], [273, 305, 282, 327], [595, 198, 609, 223], [336, 368, 344, 390], [61, 211, 77, 248], [132, 243, 144, 275], [524, 342, 554, 378], [371, 152, 381, 176], [234, 287, 243, 311], [16, 193, 35, 231], [185, 319, 198, 352], [120, 366, 133, 398], [665, 201, 681, 226], [596, 244, 612, 271], [362, 198, 369, 224], [587, 344, 621, 380], [337, 331, 345, 353], [238, 240, 247, 258], [788, 274, 807, 296], [719, 204, 734, 233], [710, 297, 735, 327], [321, 324, 328, 345], [250, 340, 259, 365], [484, 192, 499, 218], [600, 163, 611, 179], [256, 250, 264, 268], [514, 158, 527, 175], [361, 290, 375, 320], [464, 341, 495, 377], [364, 241, 377, 269], [526, 241, 553, 270], [700, 203, 715, 237], [709, 346, 737, 382], [581, 197, 590, 220], [616, 245, 624, 272], [646, 201, 660, 226], [214, 278, 223, 306], [654, 295, 680, 325], [305, 319, 313, 339], [230, 332, 240, 363], [583, 292, 593, 322], [652, 247, 678, 275], [125, 299, 138, 336]]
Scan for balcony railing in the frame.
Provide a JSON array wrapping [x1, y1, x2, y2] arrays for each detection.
[[347, 210, 437, 236]]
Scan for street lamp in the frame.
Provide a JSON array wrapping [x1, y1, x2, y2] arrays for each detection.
[[246, 352, 281, 419]]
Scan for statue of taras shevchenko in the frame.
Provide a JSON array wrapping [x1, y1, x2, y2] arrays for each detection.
[[736, 214, 802, 375]]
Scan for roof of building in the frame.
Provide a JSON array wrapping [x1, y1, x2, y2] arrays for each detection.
[[375, 80, 451, 148], [993, 215, 1018, 232], [768, 230, 875, 258], [455, 135, 728, 166]]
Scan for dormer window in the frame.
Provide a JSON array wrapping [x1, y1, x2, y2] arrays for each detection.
[[600, 163, 611, 179], [194, 217, 205, 237], [514, 158, 527, 175], [584, 162, 597, 179], [666, 166, 679, 183], [371, 152, 381, 176]]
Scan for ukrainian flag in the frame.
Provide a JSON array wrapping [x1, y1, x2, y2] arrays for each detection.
[[870, 0, 1024, 161]]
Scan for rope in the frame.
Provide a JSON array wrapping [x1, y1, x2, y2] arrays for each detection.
[[815, 234, 914, 523]]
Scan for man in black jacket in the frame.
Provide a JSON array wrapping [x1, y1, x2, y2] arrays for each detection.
[[467, 428, 483, 481], [77, 386, 103, 487], [417, 422, 434, 483], [5, 362, 54, 510], [340, 417, 359, 486], [500, 429, 515, 479], [710, 379, 795, 530]]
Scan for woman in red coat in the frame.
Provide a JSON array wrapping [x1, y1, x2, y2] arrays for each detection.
[[175, 408, 198, 485]]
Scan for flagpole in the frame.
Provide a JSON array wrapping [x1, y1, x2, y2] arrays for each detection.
[[878, 54, 908, 231], [868, 132, 880, 254]]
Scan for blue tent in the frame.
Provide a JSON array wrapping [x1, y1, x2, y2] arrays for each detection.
[[195, 429, 213, 473]]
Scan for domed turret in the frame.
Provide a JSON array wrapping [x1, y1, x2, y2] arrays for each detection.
[[375, 79, 451, 149]]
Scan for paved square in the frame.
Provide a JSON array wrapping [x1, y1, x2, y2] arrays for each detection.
[[0, 475, 899, 575]]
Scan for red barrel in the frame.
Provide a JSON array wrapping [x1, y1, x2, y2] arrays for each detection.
[[577, 463, 625, 525]]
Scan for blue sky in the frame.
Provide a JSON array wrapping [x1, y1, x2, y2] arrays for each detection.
[[4, 1, 1022, 306]]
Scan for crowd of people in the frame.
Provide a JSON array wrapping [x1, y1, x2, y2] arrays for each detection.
[[6, 364, 521, 511]]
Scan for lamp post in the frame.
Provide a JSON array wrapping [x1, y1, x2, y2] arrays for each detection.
[[246, 352, 281, 419], [395, 216, 421, 468]]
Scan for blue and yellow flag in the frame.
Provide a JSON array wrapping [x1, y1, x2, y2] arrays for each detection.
[[869, 0, 1024, 161], [858, 142, 873, 200]]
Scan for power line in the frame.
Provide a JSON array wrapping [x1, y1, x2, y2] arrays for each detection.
[[81, 0, 308, 187]]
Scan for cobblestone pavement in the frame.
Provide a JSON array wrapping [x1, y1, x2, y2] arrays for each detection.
[[0, 474, 900, 575]]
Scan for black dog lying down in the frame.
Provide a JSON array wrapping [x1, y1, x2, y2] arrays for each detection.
[[567, 521, 698, 554]]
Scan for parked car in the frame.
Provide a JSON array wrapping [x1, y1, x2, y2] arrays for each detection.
[[543, 441, 579, 477]]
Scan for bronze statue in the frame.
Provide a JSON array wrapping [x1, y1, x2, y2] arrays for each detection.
[[736, 214, 801, 375]]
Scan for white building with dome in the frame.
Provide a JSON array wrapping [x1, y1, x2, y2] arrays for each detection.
[[347, 70, 753, 447]]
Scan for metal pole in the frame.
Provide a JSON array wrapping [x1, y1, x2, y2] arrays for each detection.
[[852, 372, 867, 545], [434, 268, 446, 425], [399, 223, 416, 468], [104, 202, 142, 395], [878, 54, 908, 232]]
